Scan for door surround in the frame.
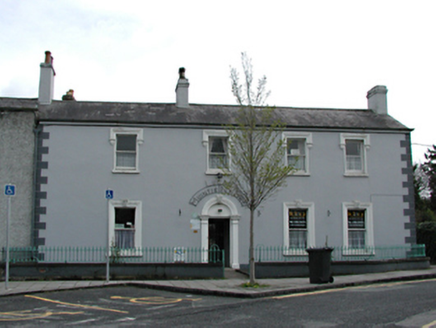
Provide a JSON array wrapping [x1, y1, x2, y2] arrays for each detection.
[[200, 195, 240, 269]]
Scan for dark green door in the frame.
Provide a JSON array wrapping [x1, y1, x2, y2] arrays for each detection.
[[208, 219, 230, 267]]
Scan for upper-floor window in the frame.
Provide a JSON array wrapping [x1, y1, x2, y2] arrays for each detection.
[[282, 132, 312, 175], [209, 137, 228, 169], [287, 139, 306, 171], [340, 133, 370, 176], [283, 201, 315, 255], [116, 135, 136, 168], [110, 128, 143, 173], [203, 130, 229, 174]]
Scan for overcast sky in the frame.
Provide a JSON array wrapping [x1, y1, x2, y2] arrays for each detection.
[[1, 0, 435, 162]]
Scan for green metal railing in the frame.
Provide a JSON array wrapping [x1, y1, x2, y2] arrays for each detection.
[[2, 244, 425, 264], [0, 246, 224, 264], [254, 244, 426, 263]]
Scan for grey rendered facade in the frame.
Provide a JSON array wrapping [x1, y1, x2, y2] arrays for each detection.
[[2, 52, 416, 269], [35, 101, 414, 268]]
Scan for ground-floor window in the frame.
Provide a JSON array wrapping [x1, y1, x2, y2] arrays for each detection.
[[347, 209, 366, 248], [289, 209, 308, 249], [115, 208, 136, 248], [283, 201, 315, 254], [109, 200, 142, 252], [342, 202, 374, 254]]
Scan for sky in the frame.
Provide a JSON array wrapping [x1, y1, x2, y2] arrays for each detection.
[[1, 0, 435, 163]]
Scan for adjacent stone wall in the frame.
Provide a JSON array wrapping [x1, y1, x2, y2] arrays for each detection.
[[0, 109, 35, 248]]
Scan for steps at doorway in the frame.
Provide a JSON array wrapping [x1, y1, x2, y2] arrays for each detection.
[[224, 268, 248, 279]]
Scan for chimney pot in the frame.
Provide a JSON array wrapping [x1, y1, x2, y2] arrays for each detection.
[[45, 51, 52, 64], [176, 67, 189, 108], [179, 67, 186, 79], [62, 89, 75, 101]]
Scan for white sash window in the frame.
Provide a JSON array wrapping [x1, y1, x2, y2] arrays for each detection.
[[342, 202, 374, 255], [282, 132, 312, 175], [283, 201, 315, 255], [203, 130, 230, 174], [109, 200, 142, 254], [110, 128, 143, 173], [340, 134, 370, 176]]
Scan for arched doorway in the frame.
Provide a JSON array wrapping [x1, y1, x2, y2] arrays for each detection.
[[200, 195, 240, 268]]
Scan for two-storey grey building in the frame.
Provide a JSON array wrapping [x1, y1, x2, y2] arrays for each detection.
[[2, 52, 416, 270], [27, 52, 415, 269]]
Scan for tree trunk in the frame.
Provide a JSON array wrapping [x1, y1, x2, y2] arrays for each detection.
[[248, 113, 256, 285], [249, 207, 256, 284]]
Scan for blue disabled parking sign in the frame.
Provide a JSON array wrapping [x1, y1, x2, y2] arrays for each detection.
[[4, 184, 16, 197], [105, 189, 113, 199]]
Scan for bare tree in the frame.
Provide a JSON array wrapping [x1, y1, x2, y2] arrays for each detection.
[[223, 53, 294, 285]]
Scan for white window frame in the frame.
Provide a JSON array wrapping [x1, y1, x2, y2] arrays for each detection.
[[110, 128, 143, 173], [202, 130, 230, 175], [283, 201, 315, 255], [340, 133, 370, 176], [342, 201, 374, 256], [109, 199, 142, 256], [282, 132, 312, 175]]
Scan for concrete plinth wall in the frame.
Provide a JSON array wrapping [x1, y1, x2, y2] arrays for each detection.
[[239, 258, 431, 278], [1, 263, 224, 280], [332, 258, 430, 275]]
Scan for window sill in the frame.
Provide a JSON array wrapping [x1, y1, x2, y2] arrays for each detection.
[[206, 169, 229, 175], [112, 169, 140, 174], [344, 172, 368, 177], [289, 171, 310, 176]]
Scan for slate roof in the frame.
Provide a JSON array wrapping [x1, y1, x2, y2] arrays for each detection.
[[0, 97, 410, 131], [34, 100, 411, 131], [0, 98, 38, 110]]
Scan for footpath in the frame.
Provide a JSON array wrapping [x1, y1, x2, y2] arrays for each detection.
[[1, 267, 436, 299]]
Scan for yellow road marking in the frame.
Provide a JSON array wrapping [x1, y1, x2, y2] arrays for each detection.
[[25, 295, 128, 314], [423, 320, 436, 328], [0, 309, 83, 321], [273, 288, 343, 299], [273, 278, 436, 299], [111, 296, 202, 305], [352, 278, 436, 290]]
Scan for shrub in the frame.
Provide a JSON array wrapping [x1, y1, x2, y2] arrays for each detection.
[[417, 221, 436, 263]]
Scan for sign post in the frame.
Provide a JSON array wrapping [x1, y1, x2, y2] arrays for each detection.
[[4, 184, 16, 289], [105, 189, 113, 282]]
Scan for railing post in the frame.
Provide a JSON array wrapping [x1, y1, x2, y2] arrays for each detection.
[[222, 249, 225, 277]]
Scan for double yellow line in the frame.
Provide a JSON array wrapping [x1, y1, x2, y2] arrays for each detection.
[[25, 295, 128, 314]]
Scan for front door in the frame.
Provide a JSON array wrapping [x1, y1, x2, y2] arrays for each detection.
[[208, 219, 230, 267]]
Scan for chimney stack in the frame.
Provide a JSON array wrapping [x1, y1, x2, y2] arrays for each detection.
[[367, 85, 388, 115], [176, 67, 189, 108], [38, 51, 56, 105]]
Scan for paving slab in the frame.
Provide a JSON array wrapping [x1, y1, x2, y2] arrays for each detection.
[[1, 267, 436, 298]]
